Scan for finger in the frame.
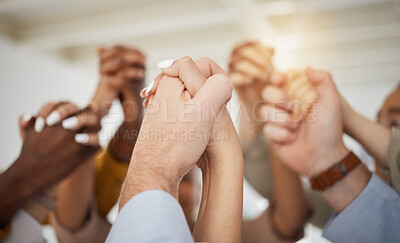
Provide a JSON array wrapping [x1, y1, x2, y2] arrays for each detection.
[[229, 72, 252, 87], [122, 67, 145, 81], [123, 52, 146, 69], [62, 113, 99, 131], [74, 133, 99, 146], [101, 73, 125, 90], [263, 123, 297, 144], [46, 103, 80, 126], [230, 59, 264, 81], [259, 105, 300, 130], [305, 67, 336, 95], [231, 41, 259, 56], [262, 85, 292, 110], [146, 57, 226, 98], [161, 56, 207, 97], [194, 57, 226, 77], [19, 113, 34, 140], [194, 73, 233, 118], [99, 47, 121, 62], [270, 73, 286, 86], [100, 57, 124, 75], [35, 102, 63, 133]]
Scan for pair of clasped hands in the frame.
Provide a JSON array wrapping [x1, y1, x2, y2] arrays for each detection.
[[120, 54, 347, 207]]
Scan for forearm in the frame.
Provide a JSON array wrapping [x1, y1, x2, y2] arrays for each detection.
[[110, 114, 143, 162], [54, 159, 95, 230], [322, 163, 371, 212], [89, 82, 118, 118], [270, 151, 308, 238], [194, 126, 244, 243], [345, 110, 390, 166], [0, 159, 35, 227]]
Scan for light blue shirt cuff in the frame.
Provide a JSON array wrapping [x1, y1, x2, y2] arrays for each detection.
[[106, 190, 194, 243], [323, 174, 400, 242]]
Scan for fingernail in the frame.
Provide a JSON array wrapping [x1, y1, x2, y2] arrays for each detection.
[[34, 117, 45, 133], [22, 113, 33, 122], [46, 111, 61, 126], [62, 116, 78, 129], [145, 81, 154, 96], [74, 134, 89, 144], [157, 59, 175, 69], [140, 87, 147, 97]]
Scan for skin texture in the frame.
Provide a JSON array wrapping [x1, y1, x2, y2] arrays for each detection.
[[229, 42, 309, 239], [228, 42, 275, 142], [121, 57, 239, 242], [0, 103, 99, 227], [262, 67, 371, 213], [53, 45, 145, 231], [340, 86, 399, 177]]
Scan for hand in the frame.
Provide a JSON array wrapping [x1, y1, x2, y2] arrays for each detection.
[[142, 57, 236, 169], [120, 57, 233, 208], [20, 101, 100, 188], [17, 101, 101, 188], [228, 42, 274, 140], [91, 45, 145, 118], [261, 68, 348, 177]]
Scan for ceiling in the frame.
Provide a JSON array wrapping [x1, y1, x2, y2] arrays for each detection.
[[1, 0, 400, 84]]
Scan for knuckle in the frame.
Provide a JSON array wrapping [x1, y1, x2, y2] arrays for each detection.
[[179, 56, 193, 65]]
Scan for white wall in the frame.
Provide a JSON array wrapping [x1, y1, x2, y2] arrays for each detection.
[[0, 36, 97, 170]]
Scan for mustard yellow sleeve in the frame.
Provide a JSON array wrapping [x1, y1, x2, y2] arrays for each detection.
[[0, 223, 11, 240], [94, 145, 129, 218]]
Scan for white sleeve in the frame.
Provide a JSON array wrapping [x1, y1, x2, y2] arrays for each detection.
[[2, 209, 45, 243], [106, 190, 194, 243]]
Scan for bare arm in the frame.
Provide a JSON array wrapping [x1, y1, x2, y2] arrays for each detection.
[[270, 151, 309, 238], [193, 108, 244, 243], [342, 98, 391, 167]]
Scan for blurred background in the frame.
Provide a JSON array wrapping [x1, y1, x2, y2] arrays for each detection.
[[1, 0, 400, 242]]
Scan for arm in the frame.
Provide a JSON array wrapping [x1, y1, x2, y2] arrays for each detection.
[[241, 151, 309, 243], [53, 46, 145, 233], [342, 98, 391, 166], [0, 160, 36, 227], [262, 68, 400, 242], [322, 169, 400, 242], [193, 108, 244, 243], [270, 152, 308, 239]]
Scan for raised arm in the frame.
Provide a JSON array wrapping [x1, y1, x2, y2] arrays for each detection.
[[341, 97, 391, 166], [139, 57, 243, 242]]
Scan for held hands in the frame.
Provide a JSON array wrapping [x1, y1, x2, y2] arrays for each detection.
[[92, 45, 146, 118], [120, 57, 233, 207], [261, 68, 348, 177], [228, 42, 275, 139], [16, 102, 101, 196]]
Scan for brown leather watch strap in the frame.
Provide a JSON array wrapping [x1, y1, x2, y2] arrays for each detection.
[[310, 152, 360, 191]]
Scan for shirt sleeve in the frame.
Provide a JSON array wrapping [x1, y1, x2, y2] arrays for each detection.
[[2, 210, 45, 243], [106, 190, 194, 243], [94, 145, 129, 218], [323, 173, 400, 242]]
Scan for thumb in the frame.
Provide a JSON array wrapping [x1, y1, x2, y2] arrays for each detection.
[[97, 46, 105, 54], [194, 74, 233, 120], [305, 67, 337, 96]]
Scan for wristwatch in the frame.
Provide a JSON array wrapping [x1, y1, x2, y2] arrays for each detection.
[[310, 152, 360, 191]]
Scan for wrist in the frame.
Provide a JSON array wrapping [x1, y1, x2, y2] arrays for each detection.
[[343, 106, 359, 136], [9, 156, 37, 199], [322, 163, 371, 212], [307, 144, 349, 178], [119, 151, 180, 209]]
